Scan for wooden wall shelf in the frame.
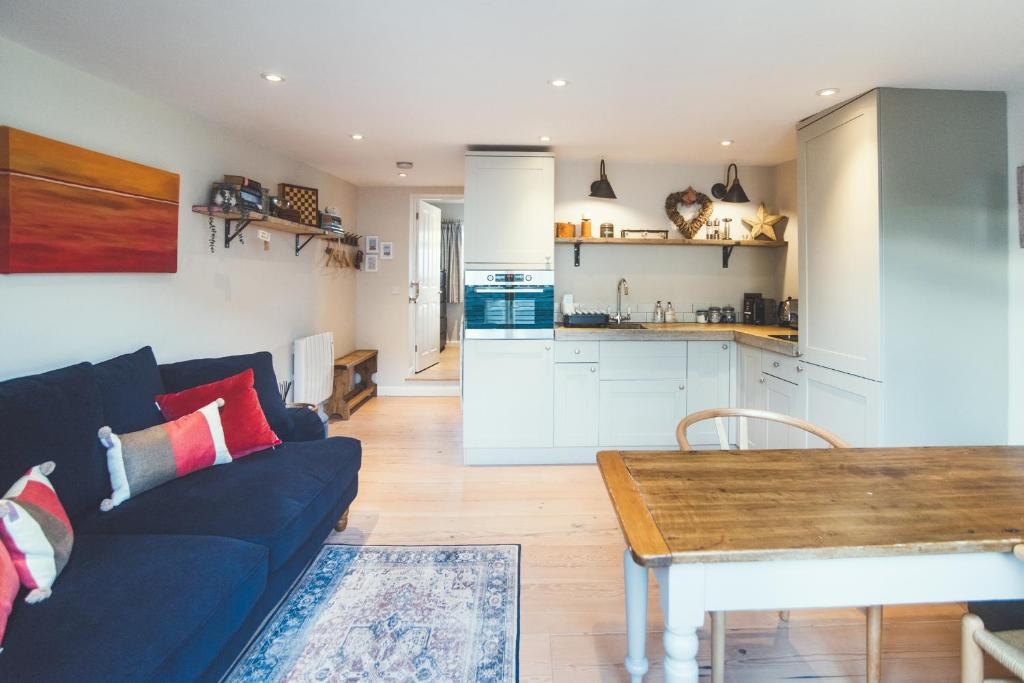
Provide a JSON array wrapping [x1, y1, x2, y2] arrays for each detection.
[[554, 236, 787, 268], [192, 205, 348, 255]]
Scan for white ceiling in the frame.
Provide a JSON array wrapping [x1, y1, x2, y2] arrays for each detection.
[[3, 1, 1023, 187]]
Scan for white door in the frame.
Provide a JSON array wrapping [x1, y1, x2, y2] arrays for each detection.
[[599, 380, 687, 447], [462, 340, 554, 448], [464, 153, 554, 268], [736, 344, 767, 449], [764, 374, 807, 449], [412, 201, 442, 372], [798, 91, 882, 381], [801, 363, 881, 448], [684, 341, 734, 446], [554, 363, 599, 447]]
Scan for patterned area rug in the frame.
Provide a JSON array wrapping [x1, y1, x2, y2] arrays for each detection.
[[226, 544, 520, 682]]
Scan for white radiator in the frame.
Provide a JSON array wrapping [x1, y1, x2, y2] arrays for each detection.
[[293, 332, 334, 406]]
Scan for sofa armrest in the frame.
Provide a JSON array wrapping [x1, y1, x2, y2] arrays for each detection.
[[282, 405, 327, 442]]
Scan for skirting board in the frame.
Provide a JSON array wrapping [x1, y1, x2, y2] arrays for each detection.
[[378, 383, 460, 397]]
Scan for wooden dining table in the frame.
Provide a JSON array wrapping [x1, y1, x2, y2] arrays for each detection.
[[598, 446, 1024, 683]]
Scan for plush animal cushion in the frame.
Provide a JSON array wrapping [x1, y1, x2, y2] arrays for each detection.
[[0, 542, 18, 651], [98, 399, 230, 511], [0, 462, 73, 604], [155, 369, 281, 458]]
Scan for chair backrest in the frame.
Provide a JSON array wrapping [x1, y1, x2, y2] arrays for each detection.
[[676, 407, 850, 450]]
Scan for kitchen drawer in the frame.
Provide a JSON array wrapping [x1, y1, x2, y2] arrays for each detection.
[[555, 340, 599, 363], [600, 341, 686, 380], [762, 349, 803, 383]]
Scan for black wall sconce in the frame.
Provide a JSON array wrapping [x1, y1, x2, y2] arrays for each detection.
[[589, 159, 617, 199], [711, 163, 750, 203]]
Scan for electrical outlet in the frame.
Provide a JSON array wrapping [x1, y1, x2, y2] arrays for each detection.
[[257, 229, 271, 242]]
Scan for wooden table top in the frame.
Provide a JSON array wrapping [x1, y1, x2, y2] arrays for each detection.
[[597, 447, 1024, 567]]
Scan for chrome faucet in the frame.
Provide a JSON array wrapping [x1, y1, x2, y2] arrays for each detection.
[[613, 278, 630, 323]]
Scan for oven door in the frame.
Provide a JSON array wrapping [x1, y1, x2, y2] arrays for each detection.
[[464, 284, 554, 339]]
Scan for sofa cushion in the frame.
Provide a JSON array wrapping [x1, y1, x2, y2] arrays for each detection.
[[285, 405, 327, 442], [0, 363, 107, 520], [93, 346, 165, 433], [159, 351, 293, 443], [76, 437, 361, 571], [0, 533, 267, 682]]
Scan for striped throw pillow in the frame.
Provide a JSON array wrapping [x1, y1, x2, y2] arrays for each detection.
[[98, 398, 230, 511], [0, 462, 74, 604]]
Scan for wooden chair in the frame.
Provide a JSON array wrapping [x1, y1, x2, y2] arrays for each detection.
[[675, 408, 884, 683], [962, 546, 1024, 682]]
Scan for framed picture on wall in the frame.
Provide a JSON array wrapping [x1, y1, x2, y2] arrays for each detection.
[[381, 242, 393, 259], [365, 254, 379, 272], [366, 235, 380, 253]]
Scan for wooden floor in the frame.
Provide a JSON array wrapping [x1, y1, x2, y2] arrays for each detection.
[[329, 397, 983, 682], [407, 343, 460, 381]]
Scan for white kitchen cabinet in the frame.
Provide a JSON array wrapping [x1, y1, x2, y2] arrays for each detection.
[[764, 374, 807, 450], [684, 341, 734, 446], [554, 363, 599, 447], [599, 341, 686, 380], [599, 379, 687, 447], [464, 152, 554, 268], [462, 339, 553, 449], [801, 363, 881, 448], [736, 344, 767, 449]]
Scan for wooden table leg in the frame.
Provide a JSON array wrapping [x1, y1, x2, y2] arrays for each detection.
[[711, 610, 725, 683], [656, 564, 705, 683], [624, 549, 650, 682], [867, 604, 883, 683]]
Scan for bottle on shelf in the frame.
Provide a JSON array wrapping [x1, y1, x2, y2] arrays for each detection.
[[653, 300, 665, 324], [665, 301, 677, 323]]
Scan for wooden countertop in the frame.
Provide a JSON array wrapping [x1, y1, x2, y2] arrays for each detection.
[[598, 447, 1024, 568], [555, 323, 799, 356]]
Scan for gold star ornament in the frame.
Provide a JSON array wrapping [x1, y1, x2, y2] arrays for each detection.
[[742, 202, 784, 240]]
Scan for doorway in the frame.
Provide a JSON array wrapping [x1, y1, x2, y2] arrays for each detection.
[[408, 196, 463, 382]]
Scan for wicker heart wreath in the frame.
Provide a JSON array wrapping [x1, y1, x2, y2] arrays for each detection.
[[665, 186, 714, 238]]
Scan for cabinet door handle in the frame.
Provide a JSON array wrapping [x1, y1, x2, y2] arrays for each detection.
[[759, 377, 767, 383], [773, 361, 781, 368], [544, 345, 551, 351], [574, 348, 581, 355], [722, 344, 729, 350], [589, 366, 596, 373], [678, 384, 686, 391], [796, 365, 804, 372]]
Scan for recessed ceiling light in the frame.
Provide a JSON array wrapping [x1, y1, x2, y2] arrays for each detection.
[[548, 78, 569, 88], [350, 133, 364, 141], [539, 135, 551, 142], [817, 87, 840, 97], [260, 72, 285, 83], [398, 172, 407, 177], [396, 161, 414, 170], [720, 139, 734, 147]]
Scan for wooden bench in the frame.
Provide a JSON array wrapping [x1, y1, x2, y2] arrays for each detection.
[[326, 349, 377, 420]]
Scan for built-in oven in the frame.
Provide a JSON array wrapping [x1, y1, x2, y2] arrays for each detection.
[[464, 270, 554, 339]]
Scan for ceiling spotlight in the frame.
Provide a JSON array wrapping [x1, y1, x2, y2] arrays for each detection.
[[396, 161, 414, 170], [817, 88, 840, 97], [720, 139, 734, 147], [260, 72, 285, 83], [539, 135, 551, 142], [548, 78, 569, 87], [350, 133, 364, 141], [398, 172, 407, 177]]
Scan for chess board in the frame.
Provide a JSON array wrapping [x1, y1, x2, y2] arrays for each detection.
[[279, 183, 319, 227]]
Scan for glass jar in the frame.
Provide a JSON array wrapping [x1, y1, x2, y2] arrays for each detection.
[[708, 306, 723, 324], [722, 305, 736, 323], [695, 309, 709, 324]]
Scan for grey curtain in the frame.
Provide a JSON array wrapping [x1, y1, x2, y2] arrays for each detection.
[[441, 219, 462, 304]]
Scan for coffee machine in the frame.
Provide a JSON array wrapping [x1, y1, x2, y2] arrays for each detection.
[[742, 293, 761, 325]]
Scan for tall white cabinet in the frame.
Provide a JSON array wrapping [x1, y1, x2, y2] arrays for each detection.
[[463, 152, 555, 268], [797, 88, 1008, 446]]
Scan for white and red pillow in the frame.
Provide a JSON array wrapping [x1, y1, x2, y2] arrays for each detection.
[[0, 541, 18, 651], [0, 462, 74, 604], [156, 369, 281, 458], [98, 398, 230, 511]]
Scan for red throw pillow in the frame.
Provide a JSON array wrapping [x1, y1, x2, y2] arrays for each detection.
[[156, 369, 281, 458], [0, 541, 18, 650]]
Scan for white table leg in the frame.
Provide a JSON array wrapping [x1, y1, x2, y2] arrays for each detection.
[[656, 563, 706, 683], [624, 549, 650, 682]]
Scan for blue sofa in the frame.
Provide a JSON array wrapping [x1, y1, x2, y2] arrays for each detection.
[[0, 347, 361, 682]]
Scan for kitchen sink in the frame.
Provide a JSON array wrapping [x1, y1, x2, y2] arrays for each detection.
[[606, 322, 646, 329]]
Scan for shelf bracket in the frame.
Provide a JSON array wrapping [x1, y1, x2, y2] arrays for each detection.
[[224, 219, 252, 249], [721, 244, 736, 268], [295, 234, 317, 256], [574, 240, 582, 267]]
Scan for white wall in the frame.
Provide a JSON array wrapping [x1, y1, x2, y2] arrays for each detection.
[[355, 187, 462, 389], [771, 159, 800, 300], [0, 37, 357, 383], [1008, 90, 1024, 442], [554, 159, 788, 315]]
